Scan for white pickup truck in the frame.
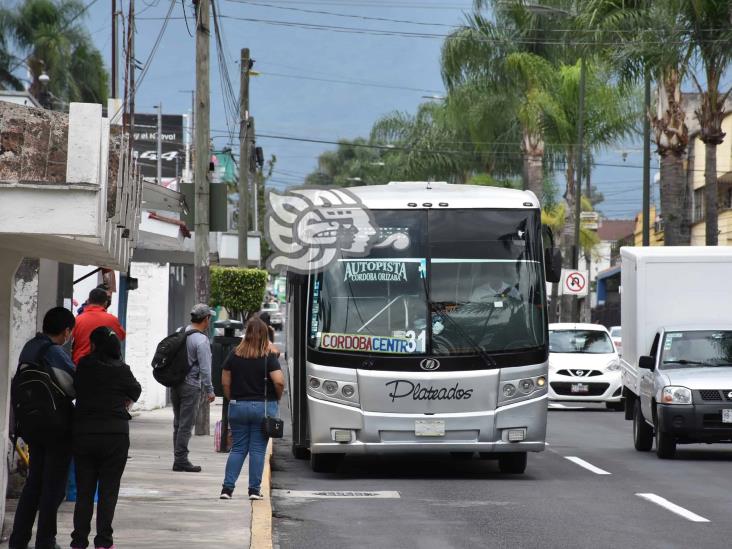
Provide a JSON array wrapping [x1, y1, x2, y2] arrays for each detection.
[[620, 247, 732, 459]]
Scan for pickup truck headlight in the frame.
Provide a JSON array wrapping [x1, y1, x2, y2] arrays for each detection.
[[661, 386, 692, 405]]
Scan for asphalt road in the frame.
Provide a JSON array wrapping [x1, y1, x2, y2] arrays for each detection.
[[269, 332, 732, 549]]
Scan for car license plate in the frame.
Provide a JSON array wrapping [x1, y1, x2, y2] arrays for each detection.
[[571, 383, 589, 394], [723, 409, 732, 423], [415, 420, 445, 437]]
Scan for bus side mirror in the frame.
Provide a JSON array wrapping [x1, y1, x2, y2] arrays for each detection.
[[545, 248, 562, 283], [639, 355, 655, 370]]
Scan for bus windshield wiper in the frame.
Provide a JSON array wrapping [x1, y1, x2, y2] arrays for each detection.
[[662, 359, 708, 366], [431, 302, 496, 368]]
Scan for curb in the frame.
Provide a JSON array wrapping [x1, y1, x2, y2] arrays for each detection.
[[250, 439, 273, 549]]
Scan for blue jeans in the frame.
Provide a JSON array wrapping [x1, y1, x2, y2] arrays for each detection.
[[223, 400, 278, 491]]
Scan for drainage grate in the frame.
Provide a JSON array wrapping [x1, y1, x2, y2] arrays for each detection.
[[272, 490, 400, 499]]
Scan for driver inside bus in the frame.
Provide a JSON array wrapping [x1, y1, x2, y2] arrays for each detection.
[[469, 266, 522, 304]]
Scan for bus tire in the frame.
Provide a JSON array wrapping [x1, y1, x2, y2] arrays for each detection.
[[310, 452, 343, 473], [498, 452, 527, 474], [450, 452, 474, 460], [633, 400, 653, 451], [292, 443, 309, 460]]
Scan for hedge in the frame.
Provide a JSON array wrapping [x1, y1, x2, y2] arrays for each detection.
[[210, 266, 268, 319]]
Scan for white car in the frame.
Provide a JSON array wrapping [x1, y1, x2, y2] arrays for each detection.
[[548, 323, 623, 410], [609, 325, 622, 356], [261, 301, 283, 330]]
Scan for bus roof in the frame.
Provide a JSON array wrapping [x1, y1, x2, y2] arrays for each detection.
[[345, 182, 540, 210]]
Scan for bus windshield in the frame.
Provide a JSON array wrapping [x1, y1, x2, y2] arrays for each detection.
[[309, 209, 546, 357]]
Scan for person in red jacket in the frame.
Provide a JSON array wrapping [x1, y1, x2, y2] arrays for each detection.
[[72, 288, 126, 365]]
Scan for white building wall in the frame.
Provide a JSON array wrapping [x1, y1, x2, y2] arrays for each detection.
[[125, 262, 169, 410]]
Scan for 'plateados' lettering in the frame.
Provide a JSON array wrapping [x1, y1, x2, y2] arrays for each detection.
[[385, 380, 474, 402]]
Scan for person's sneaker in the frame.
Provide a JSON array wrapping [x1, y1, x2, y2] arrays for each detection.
[[248, 488, 264, 500], [172, 463, 202, 472], [220, 486, 234, 499]]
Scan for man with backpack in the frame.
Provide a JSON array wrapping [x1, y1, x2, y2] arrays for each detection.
[[9, 307, 76, 549], [171, 303, 216, 472]]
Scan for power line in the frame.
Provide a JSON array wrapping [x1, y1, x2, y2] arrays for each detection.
[[260, 70, 443, 93]]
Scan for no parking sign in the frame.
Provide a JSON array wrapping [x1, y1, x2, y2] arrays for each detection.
[[560, 269, 589, 297]]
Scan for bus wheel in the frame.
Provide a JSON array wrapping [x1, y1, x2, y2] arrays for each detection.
[[450, 452, 474, 460], [292, 443, 309, 460], [310, 453, 343, 473], [498, 452, 527, 474]]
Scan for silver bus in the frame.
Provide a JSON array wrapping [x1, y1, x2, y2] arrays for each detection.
[[283, 182, 561, 473]]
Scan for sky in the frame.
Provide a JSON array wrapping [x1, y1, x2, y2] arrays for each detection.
[[76, 0, 655, 220]]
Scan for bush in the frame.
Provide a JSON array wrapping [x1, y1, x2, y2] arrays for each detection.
[[210, 267, 268, 320]]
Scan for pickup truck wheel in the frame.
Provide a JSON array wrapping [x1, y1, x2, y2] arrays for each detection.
[[633, 400, 653, 451], [498, 452, 527, 474], [624, 394, 635, 420], [655, 423, 676, 459], [292, 442, 309, 460]]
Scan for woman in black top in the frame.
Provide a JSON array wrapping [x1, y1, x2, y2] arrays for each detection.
[[71, 327, 141, 549], [220, 318, 285, 500]]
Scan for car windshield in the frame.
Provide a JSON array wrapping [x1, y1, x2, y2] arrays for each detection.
[[660, 330, 732, 368], [610, 327, 621, 338], [549, 330, 614, 354], [262, 303, 278, 312], [309, 209, 546, 357]]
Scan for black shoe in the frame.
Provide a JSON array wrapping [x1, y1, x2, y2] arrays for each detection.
[[248, 488, 263, 500], [220, 486, 233, 499], [173, 463, 202, 472]]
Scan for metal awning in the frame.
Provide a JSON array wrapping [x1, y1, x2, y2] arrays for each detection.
[[142, 182, 188, 214]]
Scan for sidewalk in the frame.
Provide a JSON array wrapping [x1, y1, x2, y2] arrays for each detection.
[[1, 401, 272, 549]]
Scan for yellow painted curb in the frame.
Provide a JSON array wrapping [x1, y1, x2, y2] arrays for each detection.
[[250, 439, 273, 549]]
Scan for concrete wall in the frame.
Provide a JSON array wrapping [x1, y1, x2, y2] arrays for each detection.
[[10, 259, 39, 372], [125, 262, 169, 410]]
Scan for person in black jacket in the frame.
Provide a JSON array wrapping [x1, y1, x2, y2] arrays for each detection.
[[70, 327, 141, 549]]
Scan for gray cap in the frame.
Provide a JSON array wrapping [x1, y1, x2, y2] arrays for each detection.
[[191, 303, 215, 319]]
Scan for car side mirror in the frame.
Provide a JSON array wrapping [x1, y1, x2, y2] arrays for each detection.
[[638, 355, 655, 370], [545, 248, 562, 283]]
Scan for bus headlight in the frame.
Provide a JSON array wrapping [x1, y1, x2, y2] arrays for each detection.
[[503, 384, 517, 398], [308, 377, 321, 389], [323, 380, 339, 395], [341, 384, 355, 398], [518, 379, 534, 394]]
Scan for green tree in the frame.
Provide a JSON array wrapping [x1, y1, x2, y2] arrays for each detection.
[[582, 0, 693, 245], [3, 0, 108, 106], [0, 9, 23, 90], [681, 0, 732, 245]]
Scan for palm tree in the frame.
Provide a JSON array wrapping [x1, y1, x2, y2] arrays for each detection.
[[681, 1, 732, 245], [441, 1, 568, 203], [5, 0, 108, 106], [370, 101, 482, 183], [0, 8, 23, 91], [581, 0, 693, 245]]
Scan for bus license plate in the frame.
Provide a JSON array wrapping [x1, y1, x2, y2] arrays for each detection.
[[415, 420, 445, 437], [723, 409, 732, 423], [571, 383, 589, 393]]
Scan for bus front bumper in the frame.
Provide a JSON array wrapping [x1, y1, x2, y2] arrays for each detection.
[[307, 393, 547, 455]]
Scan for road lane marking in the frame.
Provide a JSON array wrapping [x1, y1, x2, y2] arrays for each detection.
[[272, 490, 400, 499], [636, 493, 710, 523], [564, 456, 611, 475]]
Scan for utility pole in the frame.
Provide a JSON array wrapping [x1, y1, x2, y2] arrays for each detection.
[[572, 57, 586, 323], [111, 0, 117, 98], [194, 0, 211, 436], [238, 48, 251, 268], [642, 72, 651, 246], [250, 117, 258, 241], [128, 0, 135, 164], [156, 102, 162, 185]]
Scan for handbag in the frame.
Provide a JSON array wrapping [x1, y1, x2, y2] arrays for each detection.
[[261, 356, 284, 439]]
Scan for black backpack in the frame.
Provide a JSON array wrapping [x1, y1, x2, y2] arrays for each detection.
[[151, 329, 201, 387], [11, 341, 72, 444]]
